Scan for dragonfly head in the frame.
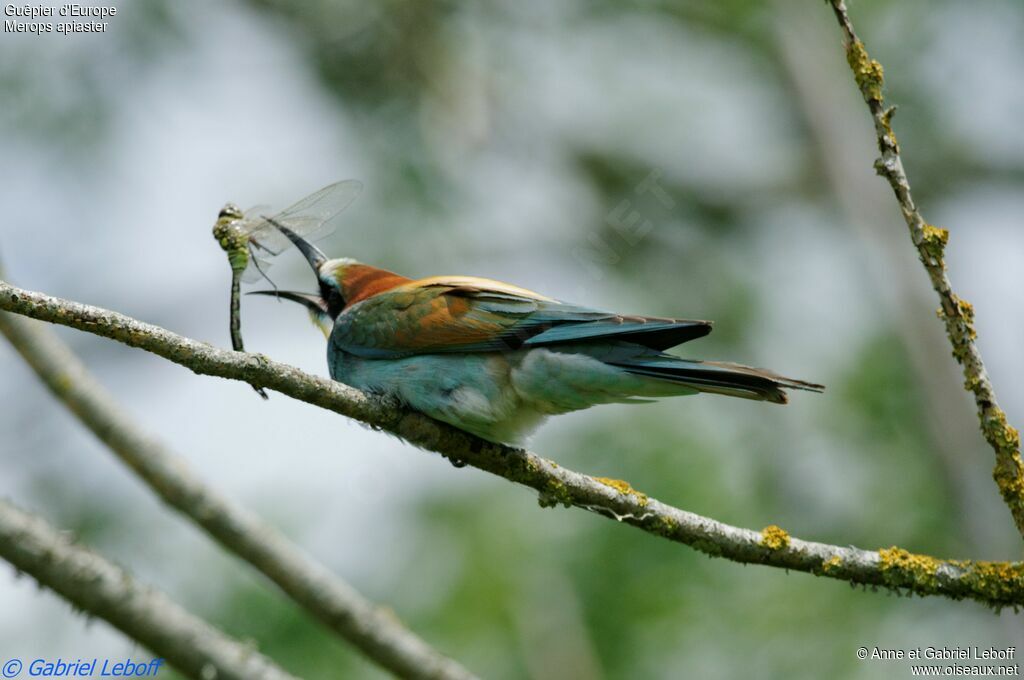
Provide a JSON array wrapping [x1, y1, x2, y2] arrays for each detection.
[[218, 203, 244, 222], [212, 203, 246, 249]]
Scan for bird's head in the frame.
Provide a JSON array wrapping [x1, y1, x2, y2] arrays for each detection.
[[247, 221, 356, 337]]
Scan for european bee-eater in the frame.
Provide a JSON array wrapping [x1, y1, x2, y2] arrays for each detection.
[[252, 224, 823, 444]]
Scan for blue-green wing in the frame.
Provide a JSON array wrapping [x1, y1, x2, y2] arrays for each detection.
[[331, 281, 712, 359]]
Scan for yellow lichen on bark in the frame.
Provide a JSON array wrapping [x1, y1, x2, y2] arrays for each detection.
[[821, 555, 843, 575], [878, 547, 939, 591], [594, 477, 649, 507], [919, 224, 949, 266], [937, 294, 978, 363], [760, 525, 791, 550], [948, 558, 1024, 607], [845, 39, 884, 103], [990, 412, 1024, 516]]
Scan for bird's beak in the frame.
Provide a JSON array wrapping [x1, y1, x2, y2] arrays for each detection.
[[265, 217, 327, 274], [247, 290, 332, 338], [246, 290, 327, 315]]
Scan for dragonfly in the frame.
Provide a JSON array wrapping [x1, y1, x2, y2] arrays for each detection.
[[211, 180, 363, 399]]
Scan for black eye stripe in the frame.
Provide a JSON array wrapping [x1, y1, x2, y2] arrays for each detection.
[[324, 287, 345, 318]]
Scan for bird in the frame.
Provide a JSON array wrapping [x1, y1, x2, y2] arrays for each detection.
[[250, 223, 824, 444]]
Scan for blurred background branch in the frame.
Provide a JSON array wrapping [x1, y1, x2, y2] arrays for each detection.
[[0, 497, 297, 680], [2, 281, 1023, 607], [0, 306, 477, 680], [827, 0, 1024, 541]]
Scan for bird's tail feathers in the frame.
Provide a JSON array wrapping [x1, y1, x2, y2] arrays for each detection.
[[611, 357, 824, 404]]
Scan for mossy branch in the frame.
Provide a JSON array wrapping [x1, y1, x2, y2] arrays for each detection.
[[3, 283, 1024, 608], [0, 498, 297, 680], [0, 311, 477, 680], [827, 0, 1024, 540]]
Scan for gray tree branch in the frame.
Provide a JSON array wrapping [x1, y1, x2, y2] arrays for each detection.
[[0, 497, 297, 680], [2, 282, 1022, 607], [827, 0, 1024, 541], [0, 310, 477, 680]]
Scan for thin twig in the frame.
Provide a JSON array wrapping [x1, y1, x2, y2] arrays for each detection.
[[2, 283, 1023, 607], [0, 312, 477, 680], [826, 0, 1024, 540], [0, 498, 297, 680]]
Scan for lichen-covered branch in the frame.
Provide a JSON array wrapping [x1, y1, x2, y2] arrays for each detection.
[[0, 312, 477, 680], [4, 283, 1023, 607], [0, 498, 297, 680], [827, 0, 1024, 539]]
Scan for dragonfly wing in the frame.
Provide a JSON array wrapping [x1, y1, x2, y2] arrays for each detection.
[[245, 204, 272, 218], [240, 252, 275, 283], [242, 218, 323, 260], [276, 179, 363, 223], [242, 180, 363, 256]]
